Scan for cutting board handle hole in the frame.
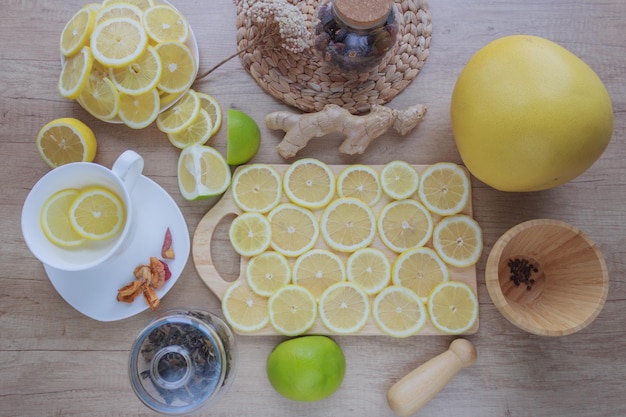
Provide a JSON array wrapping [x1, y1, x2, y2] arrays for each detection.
[[210, 212, 241, 283]]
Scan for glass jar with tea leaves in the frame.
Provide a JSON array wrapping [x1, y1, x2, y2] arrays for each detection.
[[128, 309, 237, 415], [314, 0, 400, 73]]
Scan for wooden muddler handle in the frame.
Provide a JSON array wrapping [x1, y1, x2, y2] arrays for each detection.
[[386, 339, 477, 417]]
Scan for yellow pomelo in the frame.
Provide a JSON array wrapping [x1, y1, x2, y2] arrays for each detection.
[[451, 35, 613, 192]]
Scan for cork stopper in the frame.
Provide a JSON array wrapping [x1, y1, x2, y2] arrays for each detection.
[[333, 0, 394, 30]]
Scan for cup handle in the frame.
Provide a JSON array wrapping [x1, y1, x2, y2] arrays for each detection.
[[112, 150, 144, 191]]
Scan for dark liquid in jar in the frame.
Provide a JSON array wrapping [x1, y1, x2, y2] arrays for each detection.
[[314, 2, 399, 72]]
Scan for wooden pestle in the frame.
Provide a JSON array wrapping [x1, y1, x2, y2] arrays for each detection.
[[387, 339, 477, 417]]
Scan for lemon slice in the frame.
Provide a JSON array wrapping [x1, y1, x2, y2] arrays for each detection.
[[59, 46, 94, 99], [60, 6, 96, 57], [380, 160, 419, 200], [231, 164, 282, 213], [118, 88, 160, 129], [292, 249, 346, 301], [69, 186, 125, 240], [36, 117, 97, 168], [143, 4, 190, 43], [197, 92, 222, 137], [392, 247, 449, 302], [78, 75, 120, 121], [432, 214, 483, 268], [320, 197, 376, 253], [109, 45, 162, 95], [428, 281, 478, 334], [418, 162, 470, 216], [222, 280, 269, 333], [102, 0, 155, 10], [268, 285, 317, 336], [319, 282, 370, 335], [167, 109, 212, 149], [229, 212, 272, 257], [245, 251, 291, 297], [155, 41, 196, 94], [372, 285, 427, 338], [346, 247, 391, 295], [177, 144, 231, 200], [95, 2, 142, 25], [156, 89, 200, 134], [377, 199, 433, 253], [90, 17, 148, 68], [40, 189, 86, 247], [267, 203, 319, 257], [283, 158, 335, 209], [336, 165, 382, 206]]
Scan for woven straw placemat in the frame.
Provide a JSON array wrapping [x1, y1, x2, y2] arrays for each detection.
[[235, 0, 431, 114]]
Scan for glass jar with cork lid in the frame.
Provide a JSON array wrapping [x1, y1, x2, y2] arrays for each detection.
[[314, 0, 400, 73]]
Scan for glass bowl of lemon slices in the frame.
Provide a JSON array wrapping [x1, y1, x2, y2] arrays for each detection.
[[58, 0, 199, 129]]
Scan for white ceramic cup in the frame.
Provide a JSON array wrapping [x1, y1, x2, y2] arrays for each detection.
[[22, 150, 144, 271]]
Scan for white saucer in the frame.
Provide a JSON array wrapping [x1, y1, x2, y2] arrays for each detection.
[[44, 175, 190, 322]]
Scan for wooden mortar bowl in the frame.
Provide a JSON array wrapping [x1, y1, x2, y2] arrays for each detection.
[[485, 219, 609, 336]]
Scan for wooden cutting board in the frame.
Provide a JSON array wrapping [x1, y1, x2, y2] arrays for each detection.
[[192, 164, 478, 336]]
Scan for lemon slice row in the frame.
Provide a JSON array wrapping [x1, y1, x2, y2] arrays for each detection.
[[221, 277, 478, 337]]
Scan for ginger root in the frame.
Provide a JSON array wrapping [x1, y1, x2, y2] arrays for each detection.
[[266, 103, 427, 159]]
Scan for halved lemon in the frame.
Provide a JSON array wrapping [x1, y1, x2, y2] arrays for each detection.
[[40, 189, 86, 247], [346, 247, 391, 295], [283, 158, 335, 209], [245, 251, 291, 297], [222, 280, 269, 333], [68, 186, 125, 240], [320, 197, 376, 253], [231, 164, 282, 213], [229, 212, 272, 257], [155, 41, 196, 94], [90, 17, 148, 68], [267, 203, 319, 257], [418, 162, 470, 216], [177, 144, 231, 200], [432, 214, 483, 268], [60, 6, 95, 57], [166, 109, 212, 149], [118, 88, 160, 129], [292, 249, 346, 301], [392, 246, 449, 302], [372, 285, 427, 338], [59, 46, 94, 99], [377, 199, 433, 253], [36, 117, 97, 168], [428, 281, 478, 335], [380, 160, 419, 200], [109, 45, 162, 95], [143, 4, 190, 43], [156, 89, 200, 134], [268, 285, 317, 336], [336, 164, 382, 206], [319, 282, 370, 334]]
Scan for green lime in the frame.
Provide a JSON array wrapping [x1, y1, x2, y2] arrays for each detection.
[[266, 335, 345, 402], [226, 108, 260, 165]]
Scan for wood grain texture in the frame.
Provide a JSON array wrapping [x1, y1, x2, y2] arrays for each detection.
[[1, 0, 625, 416], [193, 164, 478, 336]]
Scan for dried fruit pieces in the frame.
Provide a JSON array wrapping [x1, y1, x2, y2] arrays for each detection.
[[116, 227, 174, 310]]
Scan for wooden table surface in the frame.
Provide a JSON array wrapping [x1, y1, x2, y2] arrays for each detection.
[[2, 1, 625, 416]]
